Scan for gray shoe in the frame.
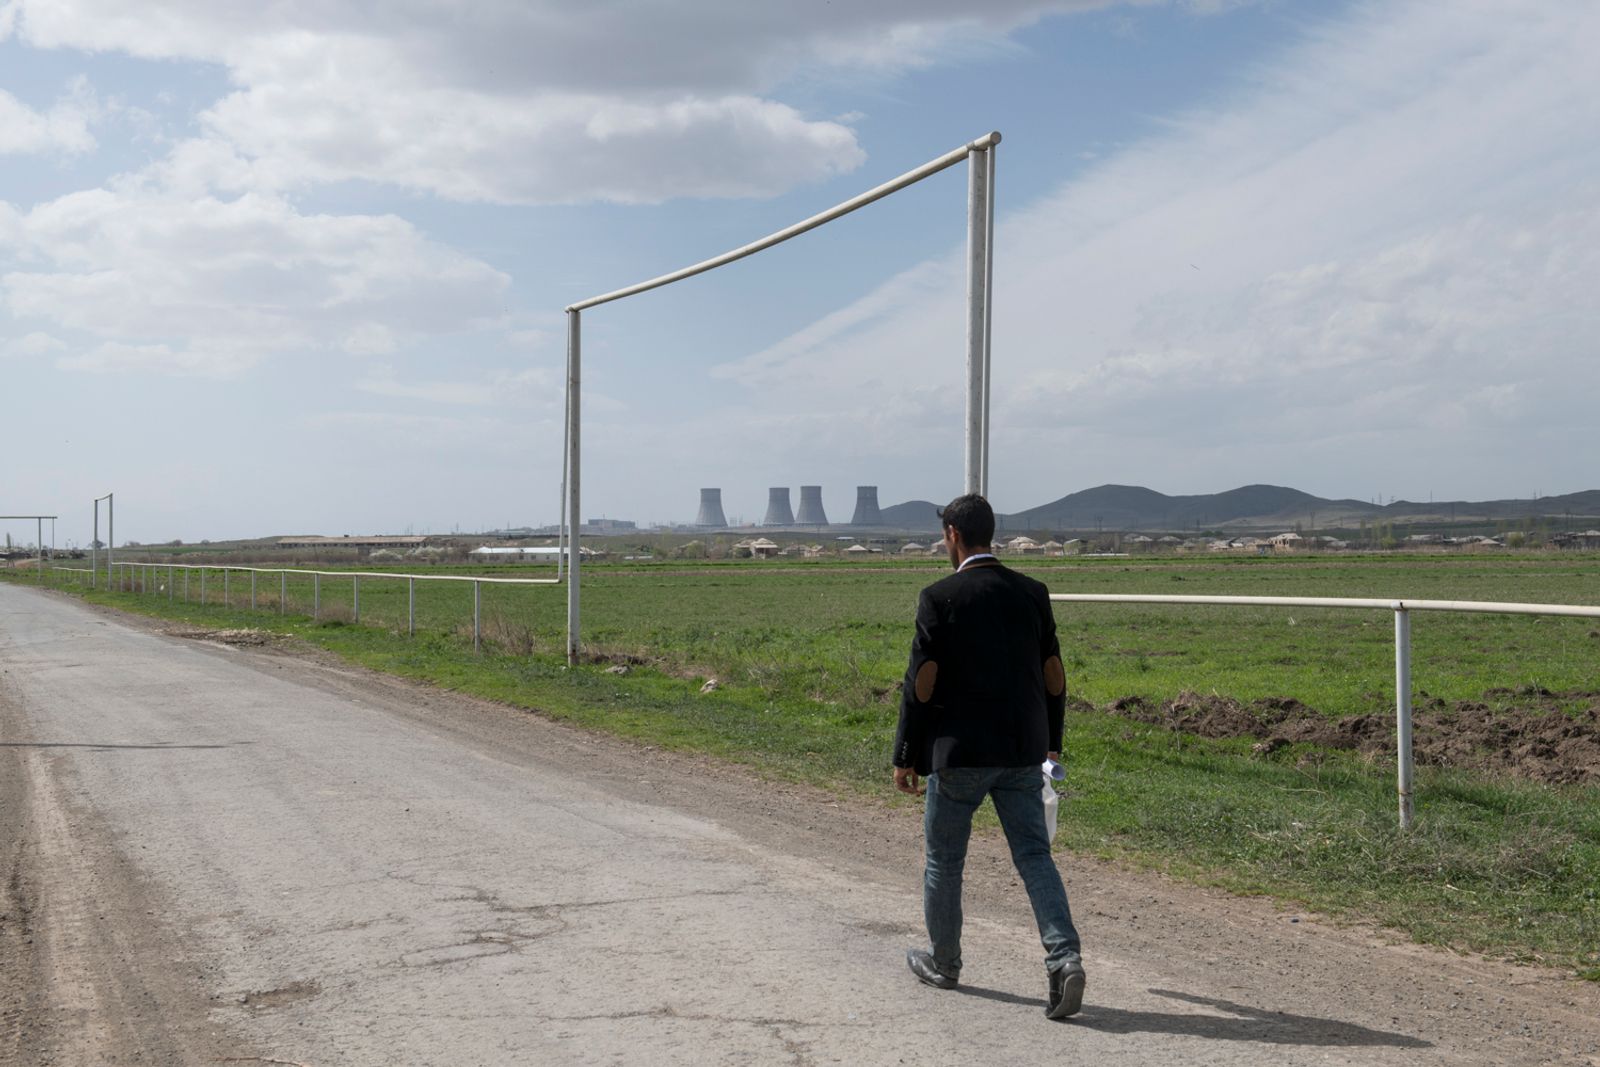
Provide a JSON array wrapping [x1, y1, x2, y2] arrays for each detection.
[[1046, 961, 1086, 1019], [906, 948, 959, 990]]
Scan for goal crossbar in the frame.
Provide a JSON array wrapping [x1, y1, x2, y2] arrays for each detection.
[[560, 131, 1003, 662], [567, 131, 1000, 313]]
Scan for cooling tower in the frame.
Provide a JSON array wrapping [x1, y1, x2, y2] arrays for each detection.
[[694, 488, 727, 528], [850, 486, 883, 526], [796, 485, 829, 526], [763, 487, 795, 526]]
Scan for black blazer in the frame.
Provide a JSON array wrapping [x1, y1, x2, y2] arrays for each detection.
[[892, 560, 1065, 774]]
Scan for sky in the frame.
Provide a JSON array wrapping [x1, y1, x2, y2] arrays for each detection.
[[2, 0, 1597, 547]]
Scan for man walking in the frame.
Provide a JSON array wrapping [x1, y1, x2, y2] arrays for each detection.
[[892, 493, 1085, 1018]]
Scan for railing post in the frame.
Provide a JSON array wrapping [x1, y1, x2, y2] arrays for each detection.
[[168, 565, 173, 601], [408, 577, 415, 636], [201, 568, 206, 604], [473, 580, 481, 653], [224, 569, 230, 608], [184, 569, 189, 602], [353, 576, 360, 623], [313, 573, 320, 619], [1394, 604, 1414, 830], [251, 571, 257, 610], [281, 571, 287, 615]]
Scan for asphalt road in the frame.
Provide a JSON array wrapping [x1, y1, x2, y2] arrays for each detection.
[[2, 581, 1597, 1065]]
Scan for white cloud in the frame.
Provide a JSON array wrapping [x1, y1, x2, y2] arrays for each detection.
[[0, 79, 98, 155], [0, 328, 64, 358], [302, 409, 545, 458], [505, 328, 554, 352], [709, 0, 1600, 502], [712, 259, 958, 386], [2, 182, 511, 376], [57, 340, 256, 377], [340, 323, 399, 357], [204, 89, 864, 206], [3, 0, 1114, 204], [355, 367, 558, 408]]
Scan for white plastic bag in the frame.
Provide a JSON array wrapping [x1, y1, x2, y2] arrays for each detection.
[[1041, 759, 1063, 840]]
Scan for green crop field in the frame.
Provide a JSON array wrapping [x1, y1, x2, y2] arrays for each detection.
[[92, 553, 1600, 712], [13, 552, 1600, 977]]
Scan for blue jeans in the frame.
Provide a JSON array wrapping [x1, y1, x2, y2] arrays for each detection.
[[923, 765, 1081, 976]]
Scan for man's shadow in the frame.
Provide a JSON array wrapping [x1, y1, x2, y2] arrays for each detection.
[[955, 985, 1430, 1048]]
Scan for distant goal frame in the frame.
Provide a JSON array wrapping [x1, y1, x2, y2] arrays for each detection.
[[561, 131, 1003, 663]]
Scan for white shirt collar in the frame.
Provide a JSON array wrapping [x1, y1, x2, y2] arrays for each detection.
[[956, 552, 997, 573]]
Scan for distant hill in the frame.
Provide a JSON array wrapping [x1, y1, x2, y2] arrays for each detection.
[[1004, 483, 1357, 532], [879, 500, 942, 529], [1365, 490, 1600, 524], [878, 484, 1600, 534]]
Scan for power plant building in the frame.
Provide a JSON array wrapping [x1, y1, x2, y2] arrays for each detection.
[[689, 483, 893, 529], [850, 486, 883, 526], [694, 488, 728, 528], [763, 488, 795, 526], [796, 486, 829, 526]]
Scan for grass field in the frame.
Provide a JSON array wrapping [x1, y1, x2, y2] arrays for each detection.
[[14, 552, 1600, 977]]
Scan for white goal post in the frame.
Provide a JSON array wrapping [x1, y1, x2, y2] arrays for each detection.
[[561, 131, 1002, 663]]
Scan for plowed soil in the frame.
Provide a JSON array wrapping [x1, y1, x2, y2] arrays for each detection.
[[1101, 690, 1600, 785]]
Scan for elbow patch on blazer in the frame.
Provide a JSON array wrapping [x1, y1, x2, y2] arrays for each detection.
[[915, 661, 938, 703], [1044, 655, 1065, 697]]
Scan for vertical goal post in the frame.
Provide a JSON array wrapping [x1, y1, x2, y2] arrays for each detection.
[[560, 131, 1002, 664]]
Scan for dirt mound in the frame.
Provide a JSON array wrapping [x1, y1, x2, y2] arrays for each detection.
[[1103, 689, 1600, 786], [165, 626, 277, 647]]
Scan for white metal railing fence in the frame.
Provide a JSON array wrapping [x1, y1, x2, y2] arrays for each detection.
[[1048, 593, 1600, 829], [46, 562, 558, 653]]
